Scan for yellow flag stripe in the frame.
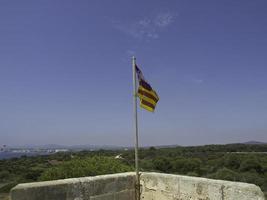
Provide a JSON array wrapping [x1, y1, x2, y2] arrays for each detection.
[[138, 90, 158, 103], [138, 86, 159, 101], [139, 94, 157, 105], [140, 101, 155, 112], [139, 86, 159, 100]]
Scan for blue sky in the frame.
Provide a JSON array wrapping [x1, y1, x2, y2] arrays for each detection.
[[0, 0, 267, 146]]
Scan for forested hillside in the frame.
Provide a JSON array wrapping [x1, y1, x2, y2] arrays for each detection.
[[1, 143, 267, 198]]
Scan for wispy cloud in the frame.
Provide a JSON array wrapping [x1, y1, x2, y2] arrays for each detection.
[[183, 74, 205, 85], [112, 12, 177, 40], [192, 78, 204, 84], [154, 13, 175, 27], [126, 50, 136, 57]]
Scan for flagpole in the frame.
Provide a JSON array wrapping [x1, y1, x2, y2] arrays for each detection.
[[132, 56, 140, 200]]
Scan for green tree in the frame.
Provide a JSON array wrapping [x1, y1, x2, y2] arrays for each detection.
[[0, 170, 10, 180], [224, 154, 241, 170], [209, 168, 240, 181], [39, 156, 133, 181], [172, 158, 201, 175], [152, 157, 172, 172], [239, 156, 263, 174], [239, 172, 265, 186]]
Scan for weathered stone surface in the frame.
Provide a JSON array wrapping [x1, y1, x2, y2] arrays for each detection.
[[11, 172, 265, 200], [90, 190, 135, 200], [11, 173, 136, 200], [140, 172, 265, 200]]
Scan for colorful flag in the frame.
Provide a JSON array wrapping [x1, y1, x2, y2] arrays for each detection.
[[136, 65, 159, 112]]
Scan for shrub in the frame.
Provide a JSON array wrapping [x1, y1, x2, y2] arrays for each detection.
[[208, 168, 240, 181], [39, 156, 133, 181], [0, 182, 18, 193], [172, 158, 201, 175], [152, 157, 172, 172], [239, 157, 263, 174], [224, 154, 241, 170], [0, 171, 10, 180]]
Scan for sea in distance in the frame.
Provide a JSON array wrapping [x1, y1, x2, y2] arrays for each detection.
[[0, 152, 52, 160]]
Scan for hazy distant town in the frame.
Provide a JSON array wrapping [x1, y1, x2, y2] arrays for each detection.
[[0, 144, 131, 160]]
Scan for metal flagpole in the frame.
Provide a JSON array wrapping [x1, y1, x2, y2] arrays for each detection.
[[132, 56, 140, 200]]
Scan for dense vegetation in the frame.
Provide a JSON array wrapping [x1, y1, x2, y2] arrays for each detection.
[[1, 143, 267, 198], [39, 156, 133, 181]]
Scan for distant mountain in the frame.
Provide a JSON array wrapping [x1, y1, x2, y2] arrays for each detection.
[[244, 141, 266, 145]]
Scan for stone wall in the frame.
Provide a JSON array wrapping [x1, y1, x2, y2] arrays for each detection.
[[11, 172, 265, 200], [140, 172, 265, 200], [11, 172, 136, 200]]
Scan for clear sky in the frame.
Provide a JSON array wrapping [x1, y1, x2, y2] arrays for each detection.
[[0, 0, 267, 147]]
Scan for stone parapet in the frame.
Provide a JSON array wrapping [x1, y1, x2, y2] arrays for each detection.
[[140, 172, 265, 200], [11, 172, 136, 200], [11, 172, 265, 200]]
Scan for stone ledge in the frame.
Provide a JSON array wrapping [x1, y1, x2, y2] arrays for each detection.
[[141, 172, 265, 200], [11, 172, 265, 200], [11, 172, 136, 200]]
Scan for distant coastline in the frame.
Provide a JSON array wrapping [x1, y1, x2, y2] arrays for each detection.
[[0, 152, 52, 160]]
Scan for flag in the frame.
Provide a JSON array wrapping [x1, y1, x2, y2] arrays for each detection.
[[136, 65, 159, 112]]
